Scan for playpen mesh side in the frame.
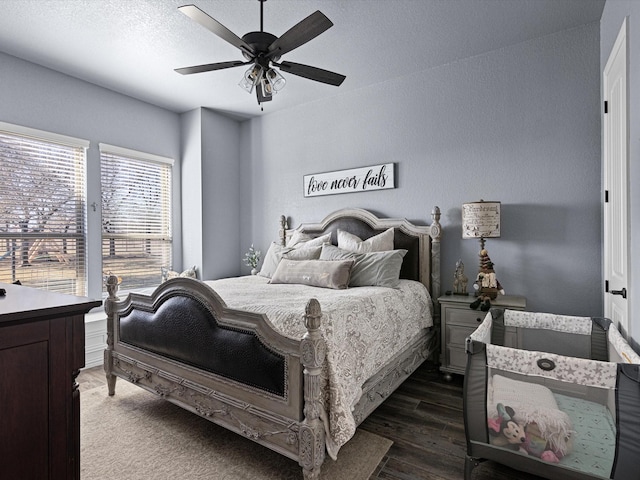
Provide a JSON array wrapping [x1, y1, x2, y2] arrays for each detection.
[[464, 309, 640, 480], [492, 309, 608, 360]]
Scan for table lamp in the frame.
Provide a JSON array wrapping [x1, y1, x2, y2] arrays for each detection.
[[462, 200, 502, 301]]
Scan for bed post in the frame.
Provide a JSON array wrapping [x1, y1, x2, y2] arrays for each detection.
[[299, 298, 326, 480], [103, 274, 120, 396], [279, 215, 288, 246], [430, 206, 442, 314]]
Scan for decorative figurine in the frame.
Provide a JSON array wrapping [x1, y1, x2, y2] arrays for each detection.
[[470, 249, 505, 311], [453, 259, 468, 295]]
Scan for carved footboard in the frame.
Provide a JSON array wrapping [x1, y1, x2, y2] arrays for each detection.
[[103, 275, 326, 479]]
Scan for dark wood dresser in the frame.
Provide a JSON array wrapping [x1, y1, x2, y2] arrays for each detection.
[[0, 282, 101, 480]]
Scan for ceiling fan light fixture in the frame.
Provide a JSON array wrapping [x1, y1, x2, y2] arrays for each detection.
[[266, 68, 286, 92], [260, 75, 273, 98], [238, 65, 262, 93]]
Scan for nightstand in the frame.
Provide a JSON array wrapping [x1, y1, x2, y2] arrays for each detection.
[[438, 294, 526, 380]]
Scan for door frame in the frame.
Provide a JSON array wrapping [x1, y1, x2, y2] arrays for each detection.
[[603, 17, 629, 334]]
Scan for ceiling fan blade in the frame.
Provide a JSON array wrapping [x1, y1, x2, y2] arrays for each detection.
[[267, 10, 332, 58], [277, 61, 345, 86], [178, 4, 254, 56], [175, 60, 249, 75]]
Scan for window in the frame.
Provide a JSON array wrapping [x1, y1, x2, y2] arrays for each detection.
[[100, 144, 173, 293], [0, 122, 89, 296]]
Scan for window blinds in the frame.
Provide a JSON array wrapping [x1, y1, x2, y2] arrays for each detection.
[[100, 145, 173, 292], [0, 124, 89, 296]]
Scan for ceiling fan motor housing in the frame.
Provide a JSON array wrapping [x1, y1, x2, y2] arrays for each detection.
[[241, 32, 280, 62]]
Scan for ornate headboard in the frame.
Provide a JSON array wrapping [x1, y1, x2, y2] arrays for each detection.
[[278, 208, 442, 302]]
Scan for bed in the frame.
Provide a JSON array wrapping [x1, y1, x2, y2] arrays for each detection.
[[103, 207, 442, 479], [464, 308, 640, 480]]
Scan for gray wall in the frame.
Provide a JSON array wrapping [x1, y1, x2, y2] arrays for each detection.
[[180, 108, 242, 280], [180, 108, 204, 275], [0, 50, 182, 299], [240, 23, 602, 317], [201, 108, 242, 279], [600, 0, 640, 348]]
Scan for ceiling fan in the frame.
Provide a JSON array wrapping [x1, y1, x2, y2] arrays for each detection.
[[175, 1, 346, 106]]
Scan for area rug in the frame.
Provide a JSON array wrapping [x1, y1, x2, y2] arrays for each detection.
[[81, 381, 392, 479]]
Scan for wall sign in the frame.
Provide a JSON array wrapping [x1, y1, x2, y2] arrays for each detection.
[[303, 163, 395, 197]]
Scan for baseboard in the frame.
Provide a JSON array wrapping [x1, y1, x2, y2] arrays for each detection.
[[85, 311, 106, 368]]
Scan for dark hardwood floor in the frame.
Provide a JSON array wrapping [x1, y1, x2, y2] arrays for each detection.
[[78, 362, 545, 480]]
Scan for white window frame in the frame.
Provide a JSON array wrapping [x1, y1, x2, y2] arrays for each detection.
[[0, 121, 89, 296], [99, 143, 174, 294]]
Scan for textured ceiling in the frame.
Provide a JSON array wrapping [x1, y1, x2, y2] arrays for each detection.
[[0, 0, 605, 119]]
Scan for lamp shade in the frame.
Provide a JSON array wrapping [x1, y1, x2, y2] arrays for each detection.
[[462, 201, 501, 239]]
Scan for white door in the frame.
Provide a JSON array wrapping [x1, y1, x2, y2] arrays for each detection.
[[603, 18, 629, 334]]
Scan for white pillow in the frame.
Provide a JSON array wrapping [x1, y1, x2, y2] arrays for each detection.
[[161, 265, 197, 282], [285, 230, 309, 248], [338, 227, 394, 253], [286, 231, 331, 249]]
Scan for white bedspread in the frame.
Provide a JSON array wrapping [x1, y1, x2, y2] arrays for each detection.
[[204, 275, 433, 458]]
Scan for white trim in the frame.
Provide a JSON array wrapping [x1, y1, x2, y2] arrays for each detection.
[[84, 311, 107, 368], [99, 142, 175, 166], [0, 120, 90, 149]]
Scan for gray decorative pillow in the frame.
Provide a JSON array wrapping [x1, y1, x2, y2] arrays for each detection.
[[338, 227, 394, 253], [320, 244, 407, 288], [270, 259, 354, 289], [258, 242, 292, 279], [259, 243, 324, 279], [283, 246, 322, 261], [161, 265, 197, 283]]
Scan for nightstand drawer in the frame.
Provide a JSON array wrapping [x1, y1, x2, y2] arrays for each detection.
[[446, 308, 487, 327], [446, 323, 477, 346]]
